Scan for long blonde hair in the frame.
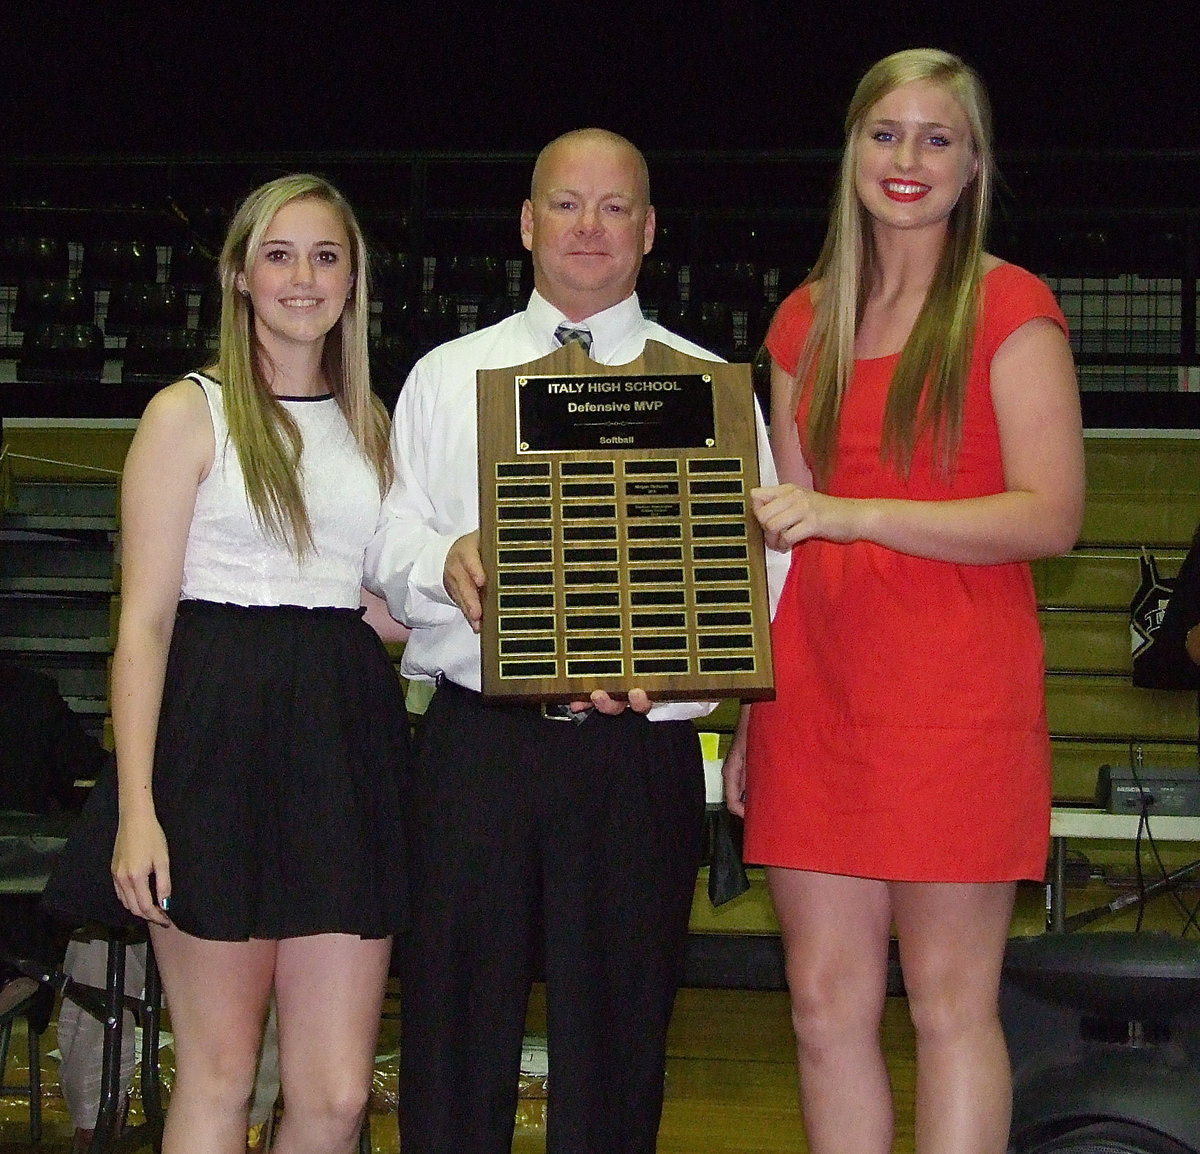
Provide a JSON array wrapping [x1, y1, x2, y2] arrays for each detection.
[[798, 48, 994, 484], [214, 173, 392, 555]]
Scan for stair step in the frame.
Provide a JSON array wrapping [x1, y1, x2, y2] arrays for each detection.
[[2, 651, 108, 688], [63, 695, 110, 717], [1, 512, 118, 531], [0, 636, 112, 654], [0, 575, 113, 592], [0, 532, 116, 592], [4, 481, 119, 519]]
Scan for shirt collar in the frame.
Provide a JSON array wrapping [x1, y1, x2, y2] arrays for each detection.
[[524, 289, 644, 362]]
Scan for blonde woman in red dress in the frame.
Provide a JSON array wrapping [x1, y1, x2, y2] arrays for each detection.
[[724, 49, 1085, 1154]]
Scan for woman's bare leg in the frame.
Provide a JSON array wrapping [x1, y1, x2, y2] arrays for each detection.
[[149, 925, 275, 1154], [270, 933, 391, 1154], [768, 867, 894, 1154], [892, 881, 1016, 1154]]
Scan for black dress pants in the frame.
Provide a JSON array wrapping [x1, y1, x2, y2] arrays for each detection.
[[399, 681, 705, 1154]]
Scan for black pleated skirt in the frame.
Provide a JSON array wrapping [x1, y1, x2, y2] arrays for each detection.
[[44, 600, 410, 940]]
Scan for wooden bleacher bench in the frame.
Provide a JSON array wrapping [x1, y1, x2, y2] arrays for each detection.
[[7, 422, 1200, 957], [694, 432, 1200, 944]]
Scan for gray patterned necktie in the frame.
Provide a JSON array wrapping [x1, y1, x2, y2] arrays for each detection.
[[554, 324, 593, 356]]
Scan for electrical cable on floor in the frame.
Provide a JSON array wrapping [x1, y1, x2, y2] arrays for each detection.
[[1130, 747, 1150, 932], [1129, 748, 1200, 936]]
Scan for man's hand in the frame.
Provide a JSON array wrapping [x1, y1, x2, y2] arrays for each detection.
[[444, 530, 487, 633], [571, 688, 653, 716]]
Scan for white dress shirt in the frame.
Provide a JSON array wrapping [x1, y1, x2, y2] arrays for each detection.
[[365, 289, 790, 721]]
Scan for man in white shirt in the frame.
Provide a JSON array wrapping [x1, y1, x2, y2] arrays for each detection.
[[367, 127, 784, 1154]]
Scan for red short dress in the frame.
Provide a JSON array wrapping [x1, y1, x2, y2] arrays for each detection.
[[744, 262, 1065, 882]]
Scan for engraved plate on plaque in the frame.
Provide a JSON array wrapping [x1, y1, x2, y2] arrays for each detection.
[[477, 340, 774, 703]]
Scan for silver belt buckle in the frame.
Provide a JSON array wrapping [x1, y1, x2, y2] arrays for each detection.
[[540, 703, 591, 725]]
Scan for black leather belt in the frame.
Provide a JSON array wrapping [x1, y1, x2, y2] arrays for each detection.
[[435, 677, 594, 725]]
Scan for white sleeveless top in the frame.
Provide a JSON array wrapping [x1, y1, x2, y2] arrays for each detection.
[[180, 373, 381, 609]]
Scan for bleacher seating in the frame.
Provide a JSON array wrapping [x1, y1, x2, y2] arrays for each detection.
[[0, 236, 69, 283], [433, 253, 506, 299], [637, 258, 680, 307], [475, 293, 518, 330], [122, 328, 210, 384], [196, 282, 222, 337], [81, 239, 158, 287], [0, 477, 120, 744], [0, 149, 1187, 397], [0, 151, 1197, 926], [104, 282, 188, 337], [167, 240, 217, 288], [12, 280, 93, 333], [17, 323, 105, 383], [4, 426, 1200, 944]]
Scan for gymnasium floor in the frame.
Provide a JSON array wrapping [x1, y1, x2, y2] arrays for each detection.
[[2, 880, 1195, 1153], [1, 981, 832, 1154]]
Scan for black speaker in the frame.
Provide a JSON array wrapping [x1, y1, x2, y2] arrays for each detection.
[[1001, 932, 1200, 1153]]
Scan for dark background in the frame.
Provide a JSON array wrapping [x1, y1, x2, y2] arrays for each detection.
[[4, 3, 1196, 159]]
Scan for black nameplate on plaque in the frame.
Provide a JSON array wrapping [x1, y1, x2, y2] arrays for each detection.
[[517, 372, 714, 453]]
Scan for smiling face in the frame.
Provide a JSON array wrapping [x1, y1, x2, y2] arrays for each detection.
[[853, 79, 979, 238], [236, 195, 353, 356], [520, 132, 655, 322]]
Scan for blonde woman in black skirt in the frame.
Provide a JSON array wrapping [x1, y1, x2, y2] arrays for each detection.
[[51, 174, 408, 1154]]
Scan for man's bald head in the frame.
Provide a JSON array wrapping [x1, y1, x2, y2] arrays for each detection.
[[520, 127, 656, 322], [530, 128, 650, 205]]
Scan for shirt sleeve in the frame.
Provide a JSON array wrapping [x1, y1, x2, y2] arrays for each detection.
[[980, 264, 1070, 361], [363, 358, 462, 629], [764, 285, 815, 377]]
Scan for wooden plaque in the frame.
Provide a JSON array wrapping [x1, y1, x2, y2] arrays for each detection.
[[477, 340, 775, 703]]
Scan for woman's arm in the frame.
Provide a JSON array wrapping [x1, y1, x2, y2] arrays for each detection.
[[754, 360, 816, 553], [768, 358, 814, 489], [360, 586, 410, 644], [110, 380, 213, 924], [752, 318, 1085, 564], [722, 705, 752, 818]]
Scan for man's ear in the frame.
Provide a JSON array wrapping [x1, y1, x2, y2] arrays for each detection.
[[520, 200, 535, 253], [642, 205, 656, 256]]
